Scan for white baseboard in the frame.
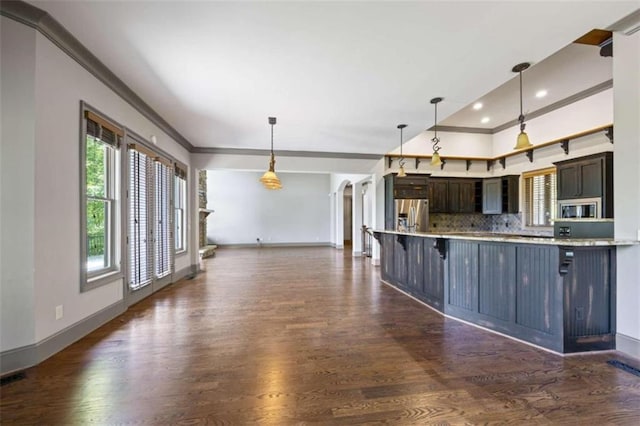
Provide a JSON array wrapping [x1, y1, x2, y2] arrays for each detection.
[[616, 333, 640, 359]]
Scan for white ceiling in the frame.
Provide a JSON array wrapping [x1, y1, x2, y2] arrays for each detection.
[[30, 1, 639, 155]]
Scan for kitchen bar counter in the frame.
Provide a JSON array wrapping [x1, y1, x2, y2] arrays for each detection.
[[377, 229, 637, 246], [374, 229, 629, 354]]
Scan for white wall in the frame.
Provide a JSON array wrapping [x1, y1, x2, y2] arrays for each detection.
[[206, 170, 330, 245], [32, 26, 192, 342], [390, 131, 493, 158], [1, 18, 194, 355], [371, 157, 386, 264], [613, 29, 640, 357], [1, 18, 37, 352]]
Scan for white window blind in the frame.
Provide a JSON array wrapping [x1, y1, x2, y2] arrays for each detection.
[[155, 161, 173, 279], [524, 168, 556, 227], [128, 143, 175, 290], [128, 149, 153, 290]]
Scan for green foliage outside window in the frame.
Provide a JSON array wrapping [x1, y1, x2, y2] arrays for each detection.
[[86, 136, 109, 263]]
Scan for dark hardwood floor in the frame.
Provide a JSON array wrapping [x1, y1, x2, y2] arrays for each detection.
[[2, 247, 639, 424]]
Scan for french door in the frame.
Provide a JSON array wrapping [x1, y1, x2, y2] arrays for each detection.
[[127, 141, 174, 304]]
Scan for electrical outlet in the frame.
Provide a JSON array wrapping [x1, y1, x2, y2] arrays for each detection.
[[55, 305, 63, 320]]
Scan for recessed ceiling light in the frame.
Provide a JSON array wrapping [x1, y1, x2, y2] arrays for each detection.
[[473, 102, 483, 110], [481, 117, 490, 124], [536, 89, 548, 98]]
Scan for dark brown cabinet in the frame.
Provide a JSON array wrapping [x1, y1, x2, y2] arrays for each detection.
[[429, 178, 479, 213], [393, 175, 429, 199], [428, 179, 449, 212], [555, 152, 613, 217], [482, 175, 519, 214], [384, 173, 430, 229]]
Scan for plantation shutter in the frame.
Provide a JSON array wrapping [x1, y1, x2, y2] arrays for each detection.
[[128, 148, 153, 290]]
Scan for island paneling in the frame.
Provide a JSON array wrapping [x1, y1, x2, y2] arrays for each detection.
[[375, 231, 618, 354]]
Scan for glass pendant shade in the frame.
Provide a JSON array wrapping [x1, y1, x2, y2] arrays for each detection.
[[431, 151, 442, 166], [397, 165, 407, 177], [260, 154, 282, 190], [514, 130, 532, 150], [260, 117, 282, 190]]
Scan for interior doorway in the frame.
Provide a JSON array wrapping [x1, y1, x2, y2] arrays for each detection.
[[343, 184, 352, 246]]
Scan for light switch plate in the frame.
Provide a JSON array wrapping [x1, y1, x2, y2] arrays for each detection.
[[55, 305, 63, 320]]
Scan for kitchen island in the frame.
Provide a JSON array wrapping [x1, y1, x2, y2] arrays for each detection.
[[374, 229, 636, 354]]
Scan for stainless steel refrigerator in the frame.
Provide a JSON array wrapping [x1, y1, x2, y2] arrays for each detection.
[[394, 199, 429, 232]]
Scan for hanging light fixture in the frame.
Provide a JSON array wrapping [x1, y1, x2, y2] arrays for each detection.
[[397, 124, 408, 177], [430, 97, 443, 166], [513, 62, 533, 150], [259, 117, 282, 190]]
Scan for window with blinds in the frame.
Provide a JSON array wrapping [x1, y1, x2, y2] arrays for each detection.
[[174, 164, 187, 253], [82, 109, 123, 289], [523, 168, 557, 227], [127, 143, 174, 291], [128, 149, 153, 290], [155, 161, 173, 279]]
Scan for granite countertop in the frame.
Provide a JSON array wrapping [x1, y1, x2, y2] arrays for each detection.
[[374, 229, 638, 247]]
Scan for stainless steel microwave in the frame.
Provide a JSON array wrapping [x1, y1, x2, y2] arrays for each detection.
[[558, 198, 601, 219]]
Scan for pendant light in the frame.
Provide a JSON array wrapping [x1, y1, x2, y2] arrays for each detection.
[[512, 62, 533, 150], [397, 124, 408, 177], [430, 97, 443, 166], [259, 117, 282, 190]]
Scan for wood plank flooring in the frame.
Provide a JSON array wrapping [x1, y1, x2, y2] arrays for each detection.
[[2, 247, 639, 425]]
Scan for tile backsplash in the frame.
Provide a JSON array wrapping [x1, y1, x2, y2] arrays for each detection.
[[429, 213, 553, 236]]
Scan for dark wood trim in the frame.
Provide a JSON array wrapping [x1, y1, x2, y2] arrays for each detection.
[[574, 29, 612, 46]]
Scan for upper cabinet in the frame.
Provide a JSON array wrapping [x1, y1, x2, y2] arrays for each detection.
[[482, 175, 519, 214], [384, 173, 430, 229], [429, 178, 480, 214], [554, 152, 613, 217], [393, 174, 429, 199]]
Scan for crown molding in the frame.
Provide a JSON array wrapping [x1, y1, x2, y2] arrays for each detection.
[[0, 0, 195, 152], [191, 146, 382, 160], [425, 126, 493, 134], [607, 8, 640, 35]]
